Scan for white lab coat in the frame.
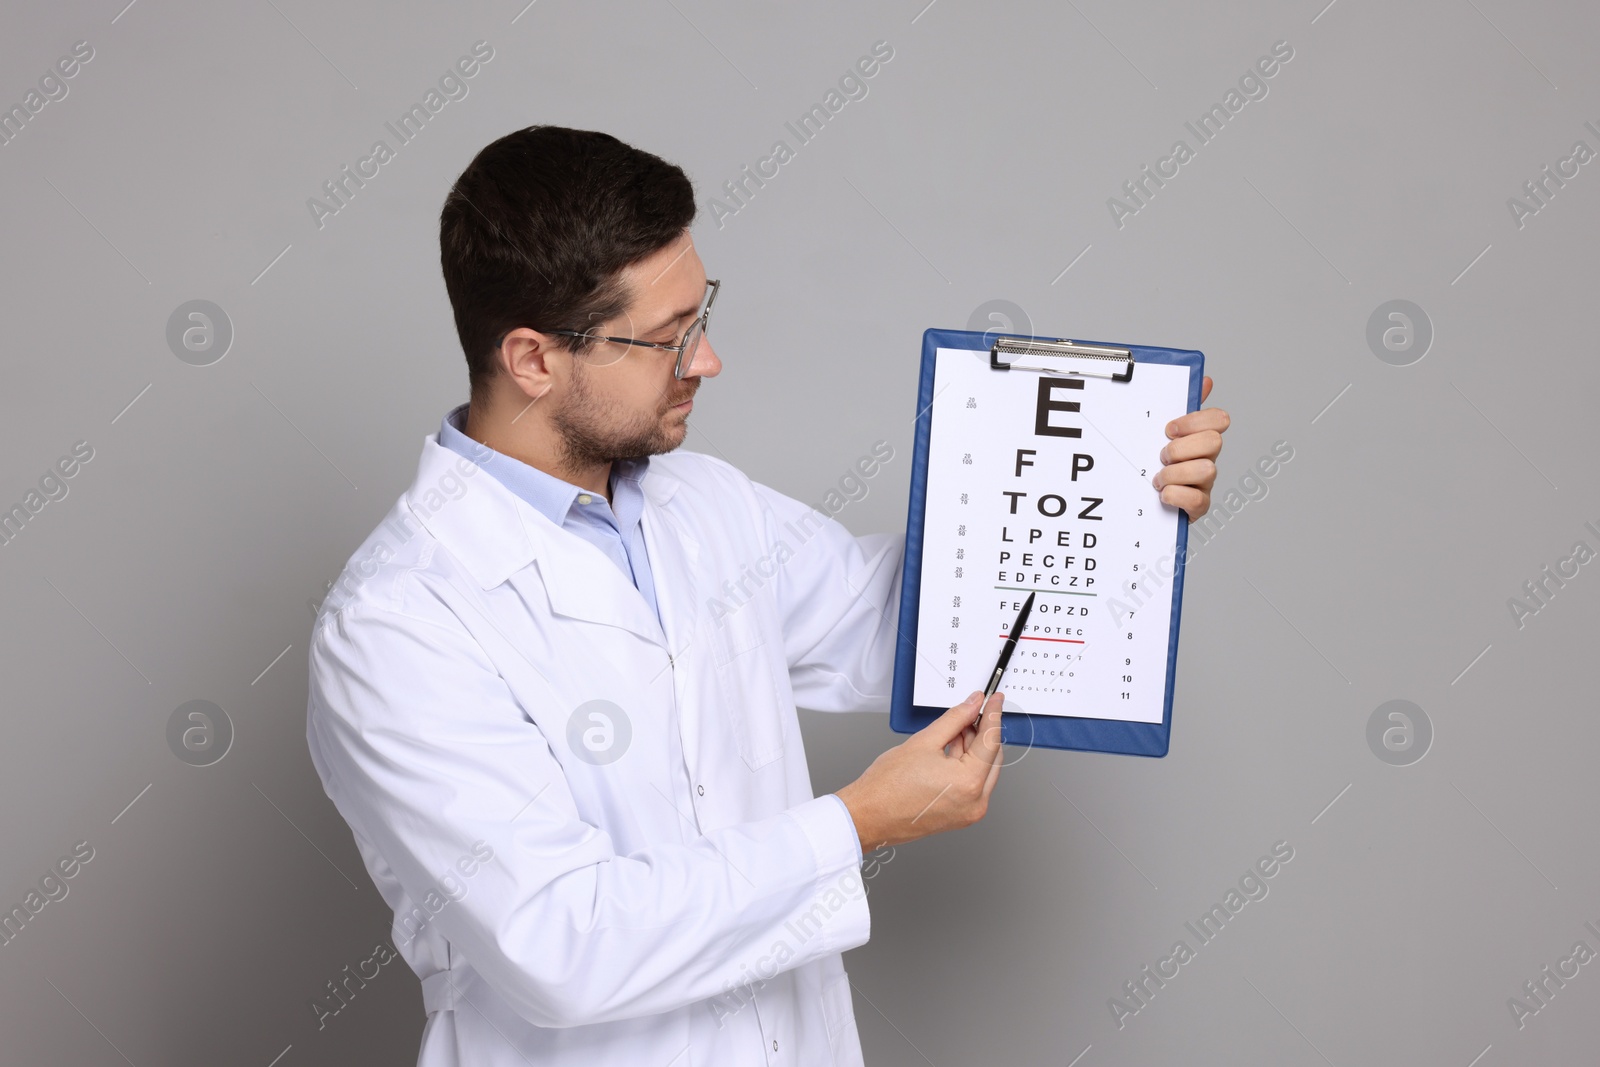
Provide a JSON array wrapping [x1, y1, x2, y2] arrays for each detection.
[[306, 432, 903, 1066]]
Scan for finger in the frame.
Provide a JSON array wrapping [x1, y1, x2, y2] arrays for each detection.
[[921, 691, 986, 748], [1200, 376, 1213, 404], [1158, 429, 1224, 465], [1159, 483, 1209, 520], [978, 706, 1005, 797], [980, 733, 1004, 798], [947, 716, 972, 751], [967, 692, 1005, 768], [1165, 407, 1230, 440], [1152, 457, 1218, 493]]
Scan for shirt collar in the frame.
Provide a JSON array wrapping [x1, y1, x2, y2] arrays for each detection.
[[437, 403, 650, 527]]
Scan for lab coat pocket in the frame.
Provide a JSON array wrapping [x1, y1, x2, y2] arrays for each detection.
[[711, 612, 787, 770], [820, 970, 861, 1066]]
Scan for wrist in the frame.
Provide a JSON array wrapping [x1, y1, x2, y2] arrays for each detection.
[[834, 785, 889, 853]]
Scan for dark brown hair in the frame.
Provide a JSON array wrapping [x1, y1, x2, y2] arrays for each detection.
[[439, 126, 696, 397]]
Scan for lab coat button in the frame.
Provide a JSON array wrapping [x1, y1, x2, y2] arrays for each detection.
[[696, 784, 705, 796]]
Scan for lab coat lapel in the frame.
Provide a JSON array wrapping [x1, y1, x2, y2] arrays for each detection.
[[637, 469, 700, 657], [517, 513, 665, 647], [405, 434, 664, 647], [637, 467, 706, 780]]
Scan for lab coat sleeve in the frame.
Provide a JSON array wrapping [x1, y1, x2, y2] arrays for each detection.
[[751, 480, 904, 713], [307, 602, 871, 1030]]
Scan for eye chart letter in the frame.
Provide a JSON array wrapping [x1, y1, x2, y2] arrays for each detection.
[[910, 348, 1191, 723]]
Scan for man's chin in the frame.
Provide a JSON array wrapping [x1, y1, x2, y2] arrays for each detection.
[[658, 420, 690, 451], [610, 423, 688, 462]]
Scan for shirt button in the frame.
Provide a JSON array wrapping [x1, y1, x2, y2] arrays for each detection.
[[578, 494, 592, 504], [773, 1039, 779, 1051], [697, 784, 705, 796]]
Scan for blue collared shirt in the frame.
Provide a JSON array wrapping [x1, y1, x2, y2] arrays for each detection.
[[438, 404, 661, 630]]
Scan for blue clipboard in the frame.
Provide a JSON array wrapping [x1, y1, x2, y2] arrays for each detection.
[[890, 328, 1205, 757]]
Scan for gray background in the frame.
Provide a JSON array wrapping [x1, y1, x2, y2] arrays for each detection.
[[2, 0, 1596, 1064]]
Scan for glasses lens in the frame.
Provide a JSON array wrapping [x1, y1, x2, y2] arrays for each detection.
[[675, 318, 704, 379]]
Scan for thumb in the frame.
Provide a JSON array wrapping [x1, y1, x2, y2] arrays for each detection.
[[919, 691, 986, 748]]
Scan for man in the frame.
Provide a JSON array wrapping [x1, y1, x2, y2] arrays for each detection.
[[306, 125, 1228, 1066]]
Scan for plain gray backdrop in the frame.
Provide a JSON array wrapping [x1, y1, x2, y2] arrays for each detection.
[[2, 1, 1597, 1064]]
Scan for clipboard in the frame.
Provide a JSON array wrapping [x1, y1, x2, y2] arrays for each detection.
[[890, 328, 1205, 757]]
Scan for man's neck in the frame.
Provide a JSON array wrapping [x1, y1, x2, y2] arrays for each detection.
[[462, 401, 612, 496]]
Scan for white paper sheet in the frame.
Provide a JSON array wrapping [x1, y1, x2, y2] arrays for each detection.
[[910, 347, 1191, 723]]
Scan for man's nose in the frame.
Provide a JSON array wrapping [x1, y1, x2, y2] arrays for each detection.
[[682, 334, 722, 379]]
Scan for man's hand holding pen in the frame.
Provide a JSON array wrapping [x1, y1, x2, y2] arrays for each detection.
[[834, 377, 1229, 850]]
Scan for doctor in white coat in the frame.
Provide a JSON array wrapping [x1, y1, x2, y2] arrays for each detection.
[[306, 126, 1228, 1066]]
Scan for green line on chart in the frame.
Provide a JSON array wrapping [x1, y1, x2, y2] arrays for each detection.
[[993, 585, 1096, 597]]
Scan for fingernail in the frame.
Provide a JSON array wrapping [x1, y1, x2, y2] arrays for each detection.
[[969, 690, 983, 703]]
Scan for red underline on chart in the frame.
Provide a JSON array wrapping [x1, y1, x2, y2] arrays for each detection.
[[993, 585, 1096, 597], [998, 635, 1086, 644]]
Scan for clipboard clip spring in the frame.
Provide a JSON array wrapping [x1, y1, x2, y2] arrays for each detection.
[[989, 337, 1135, 382]]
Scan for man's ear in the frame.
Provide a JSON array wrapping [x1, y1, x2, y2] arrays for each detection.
[[497, 327, 562, 402]]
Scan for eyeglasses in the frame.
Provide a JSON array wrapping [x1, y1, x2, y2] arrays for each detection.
[[551, 279, 720, 380]]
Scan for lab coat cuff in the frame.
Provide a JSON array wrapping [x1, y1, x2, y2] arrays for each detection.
[[787, 795, 872, 953], [826, 793, 863, 862], [791, 795, 862, 873]]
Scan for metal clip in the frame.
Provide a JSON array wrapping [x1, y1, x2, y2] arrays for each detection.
[[989, 337, 1134, 382]]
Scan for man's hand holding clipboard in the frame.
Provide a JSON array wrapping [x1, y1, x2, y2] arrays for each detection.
[[1152, 376, 1227, 520]]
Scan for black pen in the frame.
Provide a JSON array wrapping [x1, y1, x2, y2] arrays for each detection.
[[981, 591, 1035, 714]]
